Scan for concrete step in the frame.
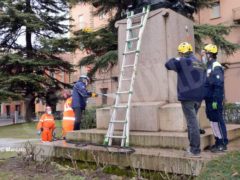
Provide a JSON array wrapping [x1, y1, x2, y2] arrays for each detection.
[[35, 140, 224, 176], [66, 124, 240, 150]]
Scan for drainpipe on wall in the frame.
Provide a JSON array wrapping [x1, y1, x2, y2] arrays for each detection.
[[163, 11, 170, 103], [90, 6, 94, 29]]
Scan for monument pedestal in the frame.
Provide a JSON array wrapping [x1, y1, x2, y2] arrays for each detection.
[[97, 103, 209, 132]]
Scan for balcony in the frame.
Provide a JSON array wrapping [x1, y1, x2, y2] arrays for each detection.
[[233, 7, 240, 22]]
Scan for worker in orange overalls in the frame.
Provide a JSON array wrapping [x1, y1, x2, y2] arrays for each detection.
[[62, 90, 75, 139], [37, 106, 56, 142]]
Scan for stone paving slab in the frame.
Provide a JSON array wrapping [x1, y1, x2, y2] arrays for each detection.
[[36, 140, 228, 176], [0, 138, 39, 148], [66, 124, 240, 150]]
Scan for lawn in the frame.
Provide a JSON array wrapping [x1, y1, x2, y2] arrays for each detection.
[[0, 121, 62, 139], [0, 106, 97, 139], [197, 151, 240, 179]]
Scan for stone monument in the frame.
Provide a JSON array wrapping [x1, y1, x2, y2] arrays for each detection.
[[96, 8, 209, 132]]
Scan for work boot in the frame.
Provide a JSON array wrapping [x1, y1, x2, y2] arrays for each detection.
[[185, 147, 201, 158], [184, 150, 201, 158], [210, 144, 227, 153]]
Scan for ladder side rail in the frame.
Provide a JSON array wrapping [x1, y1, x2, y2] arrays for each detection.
[[121, 11, 145, 147], [106, 11, 134, 146], [124, 6, 150, 147]]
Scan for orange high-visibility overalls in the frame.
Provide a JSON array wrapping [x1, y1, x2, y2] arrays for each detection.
[[37, 114, 55, 142], [62, 97, 75, 137]]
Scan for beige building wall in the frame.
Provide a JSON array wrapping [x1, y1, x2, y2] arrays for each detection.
[[196, 0, 240, 103], [1, 101, 25, 118]]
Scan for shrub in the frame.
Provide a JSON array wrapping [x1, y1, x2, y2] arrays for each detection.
[[224, 103, 240, 124], [81, 106, 102, 129]]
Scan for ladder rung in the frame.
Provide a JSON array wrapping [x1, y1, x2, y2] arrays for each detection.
[[110, 120, 126, 123], [123, 50, 139, 55], [122, 78, 131, 81], [126, 37, 139, 42], [109, 135, 126, 139], [123, 64, 134, 68], [127, 24, 142, 30], [116, 91, 131, 94], [128, 12, 146, 19], [114, 105, 128, 109]]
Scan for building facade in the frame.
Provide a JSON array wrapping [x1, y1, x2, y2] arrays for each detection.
[[196, 0, 240, 103]]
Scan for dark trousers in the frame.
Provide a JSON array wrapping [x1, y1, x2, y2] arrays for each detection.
[[205, 99, 228, 145], [181, 101, 201, 154], [73, 107, 83, 130]]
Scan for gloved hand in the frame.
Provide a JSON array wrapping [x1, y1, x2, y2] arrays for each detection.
[[40, 127, 43, 132], [37, 130, 41, 135], [91, 92, 98, 97], [212, 102, 218, 110]]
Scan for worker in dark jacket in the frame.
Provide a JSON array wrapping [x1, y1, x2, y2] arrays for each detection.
[[72, 75, 97, 130], [165, 42, 206, 157], [203, 44, 228, 152]]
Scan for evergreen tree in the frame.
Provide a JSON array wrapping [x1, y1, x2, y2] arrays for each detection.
[[75, 27, 118, 77], [194, 24, 239, 55], [0, 0, 77, 121], [74, 0, 239, 78]]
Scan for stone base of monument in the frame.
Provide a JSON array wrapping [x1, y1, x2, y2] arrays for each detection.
[[36, 124, 240, 176], [66, 125, 240, 151], [36, 141, 210, 176], [97, 102, 210, 132]]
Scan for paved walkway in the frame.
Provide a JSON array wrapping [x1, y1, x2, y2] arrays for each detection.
[[0, 119, 27, 127], [0, 120, 14, 127], [0, 138, 39, 148]]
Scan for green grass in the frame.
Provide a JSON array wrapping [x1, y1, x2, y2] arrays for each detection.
[[0, 152, 18, 159], [0, 121, 62, 139], [0, 172, 14, 180], [0, 106, 98, 140], [0, 172, 85, 180], [197, 151, 240, 180]]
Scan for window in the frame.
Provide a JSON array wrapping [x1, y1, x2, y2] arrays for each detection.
[[50, 71, 55, 78], [62, 72, 65, 82], [99, 12, 106, 20], [101, 88, 108, 105], [79, 15, 85, 29], [15, 105, 21, 115], [6, 105, 10, 117], [211, 2, 220, 19]]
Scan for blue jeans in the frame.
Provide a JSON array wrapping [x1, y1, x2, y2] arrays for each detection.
[[181, 101, 201, 154]]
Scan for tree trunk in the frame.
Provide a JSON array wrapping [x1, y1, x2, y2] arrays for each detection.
[[25, 0, 33, 55], [24, 0, 34, 122], [24, 94, 35, 122]]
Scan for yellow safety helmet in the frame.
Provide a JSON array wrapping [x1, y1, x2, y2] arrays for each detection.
[[178, 42, 193, 54], [204, 44, 218, 54]]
